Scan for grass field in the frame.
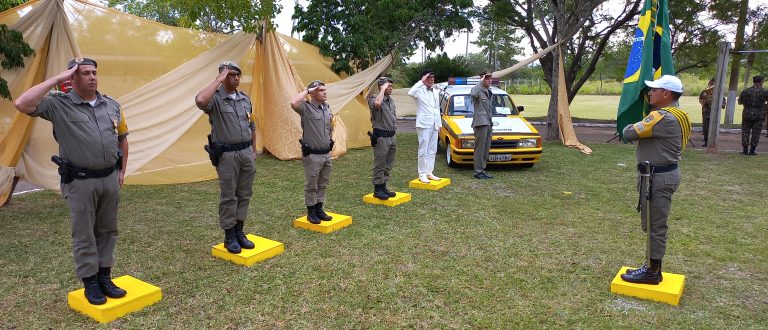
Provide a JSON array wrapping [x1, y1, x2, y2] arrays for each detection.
[[514, 95, 744, 125], [1, 134, 767, 328]]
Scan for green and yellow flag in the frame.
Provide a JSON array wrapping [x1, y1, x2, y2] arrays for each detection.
[[616, 0, 675, 138]]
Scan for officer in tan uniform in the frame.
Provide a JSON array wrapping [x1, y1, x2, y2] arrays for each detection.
[[368, 77, 397, 200], [620, 75, 691, 285], [15, 58, 130, 305], [290, 80, 334, 224], [470, 70, 494, 179], [195, 61, 257, 254]]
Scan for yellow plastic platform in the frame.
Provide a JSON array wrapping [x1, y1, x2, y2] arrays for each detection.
[[610, 266, 686, 306], [211, 234, 284, 266], [293, 212, 352, 234], [408, 177, 451, 190], [67, 275, 162, 323], [362, 192, 412, 206]]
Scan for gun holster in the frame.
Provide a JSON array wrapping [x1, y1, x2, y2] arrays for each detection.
[[367, 131, 377, 147], [51, 155, 73, 184], [205, 134, 224, 167]]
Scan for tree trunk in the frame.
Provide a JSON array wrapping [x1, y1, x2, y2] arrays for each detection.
[[544, 48, 560, 141], [725, 0, 748, 124]]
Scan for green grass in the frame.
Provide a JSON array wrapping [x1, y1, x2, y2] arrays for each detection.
[[514, 95, 745, 125], [2, 134, 767, 328]]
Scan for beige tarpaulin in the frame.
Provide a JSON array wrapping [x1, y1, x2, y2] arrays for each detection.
[[556, 47, 592, 154], [0, 0, 392, 201]]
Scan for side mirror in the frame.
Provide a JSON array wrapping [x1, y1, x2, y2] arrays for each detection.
[[517, 106, 525, 112]]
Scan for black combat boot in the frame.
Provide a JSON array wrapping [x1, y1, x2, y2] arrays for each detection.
[[373, 184, 390, 200], [307, 205, 321, 224], [98, 267, 127, 298], [315, 202, 333, 221], [621, 259, 662, 284], [382, 183, 396, 198], [742, 146, 749, 155], [81, 274, 107, 305], [749, 145, 757, 155], [234, 221, 255, 249], [224, 226, 241, 254], [625, 262, 647, 275]]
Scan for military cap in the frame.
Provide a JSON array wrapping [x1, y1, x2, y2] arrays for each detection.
[[753, 75, 764, 83], [307, 80, 325, 89], [67, 57, 97, 69], [479, 69, 493, 78], [377, 76, 394, 86], [420, 69, 435, 77], [218, 61, 242, 74]]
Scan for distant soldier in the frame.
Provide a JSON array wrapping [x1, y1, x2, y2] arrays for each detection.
[[368, 77, 397, 200], [698, 79, 715, 147], [737, 75, 768, 155], [620, 75, 691, 285], [470, 70, 495, 179]]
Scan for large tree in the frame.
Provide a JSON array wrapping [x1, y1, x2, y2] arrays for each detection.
[[1, 0, 34, 100], [292, 0, 473, 75], [472, 14, 524, 70], [107, 0, 281, 33], [487, 0, 642, 141]]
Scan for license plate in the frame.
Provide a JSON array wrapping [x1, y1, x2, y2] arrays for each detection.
[[488, 154, 512, 161]]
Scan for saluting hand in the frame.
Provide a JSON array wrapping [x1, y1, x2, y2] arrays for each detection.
[[217, 67, 229, 82], [381, 82, 392, 90], [307, 85, 320, 94], [421, 73, 431, 84], [54, 65, 78, 85]]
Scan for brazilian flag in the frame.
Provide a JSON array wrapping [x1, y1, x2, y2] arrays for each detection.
[[616, 0, 675, 138]]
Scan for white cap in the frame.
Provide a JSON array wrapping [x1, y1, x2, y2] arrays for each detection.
[[644, 75, 683, 93]]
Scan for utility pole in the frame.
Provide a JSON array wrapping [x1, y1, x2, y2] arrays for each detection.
[[725, 0, 748, 124]]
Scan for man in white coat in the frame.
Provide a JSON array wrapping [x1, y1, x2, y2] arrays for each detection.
[[408, 69, 442, 183]]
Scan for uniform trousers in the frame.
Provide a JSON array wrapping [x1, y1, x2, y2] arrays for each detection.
[[216, 148, 255, 229], [741, 117, 764, 147], [302, 152, 332, 206], [473, 125, 492, 174], [62, 171, 120, 278], [636, 169, 681, 259], [416, 127, 438, 176], [372, 136, 396, 185], [701, 106, 711, 141]]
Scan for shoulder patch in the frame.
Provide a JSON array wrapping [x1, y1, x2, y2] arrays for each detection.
[[633, 110, 664, 138]]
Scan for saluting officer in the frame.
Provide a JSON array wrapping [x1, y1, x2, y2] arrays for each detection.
[[290, 80, 334, 224], [408, 69, 442, 183], [15, 58, 130, 305], [620, 75, 691, 285], [471, 70, 494, 179], [368, 77, 398, 200], [195, 61, 257, 254]]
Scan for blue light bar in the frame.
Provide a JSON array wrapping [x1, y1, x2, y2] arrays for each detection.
[[448, 77, 501, 86]]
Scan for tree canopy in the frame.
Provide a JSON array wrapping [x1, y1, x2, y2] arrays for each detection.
[[1, 0, 34, 100], [107, 0, 281, 34], [292, 0, 473, 75]]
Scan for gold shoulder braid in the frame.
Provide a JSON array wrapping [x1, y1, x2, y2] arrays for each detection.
[[662, 106, 692, 151]]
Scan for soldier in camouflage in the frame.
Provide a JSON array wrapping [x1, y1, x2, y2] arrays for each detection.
[[737, 75, 768, 155], [698, 79, 714, 147]]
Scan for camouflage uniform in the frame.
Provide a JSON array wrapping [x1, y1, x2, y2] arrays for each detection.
[[699, 87, 713, 143], [737, 85, 768, 147]]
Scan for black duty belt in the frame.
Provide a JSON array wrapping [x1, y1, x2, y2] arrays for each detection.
[[219, 140, 252, 152], [636, 163, 678, 174], [300, 139, 334, 156], [373, 128, 396, 138], [51, 155, 120, 184]]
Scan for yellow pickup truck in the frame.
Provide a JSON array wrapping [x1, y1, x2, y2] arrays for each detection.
[[436, 78, 542, 168]]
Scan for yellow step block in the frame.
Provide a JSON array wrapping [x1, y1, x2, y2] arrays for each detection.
[[362, 192, 412, 206], [67, 275, 161, 323], [408, 177, 451, 190], [211, 234, 285, 266], [293, 212, 352, 234], [610, 266, 686, 306]]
